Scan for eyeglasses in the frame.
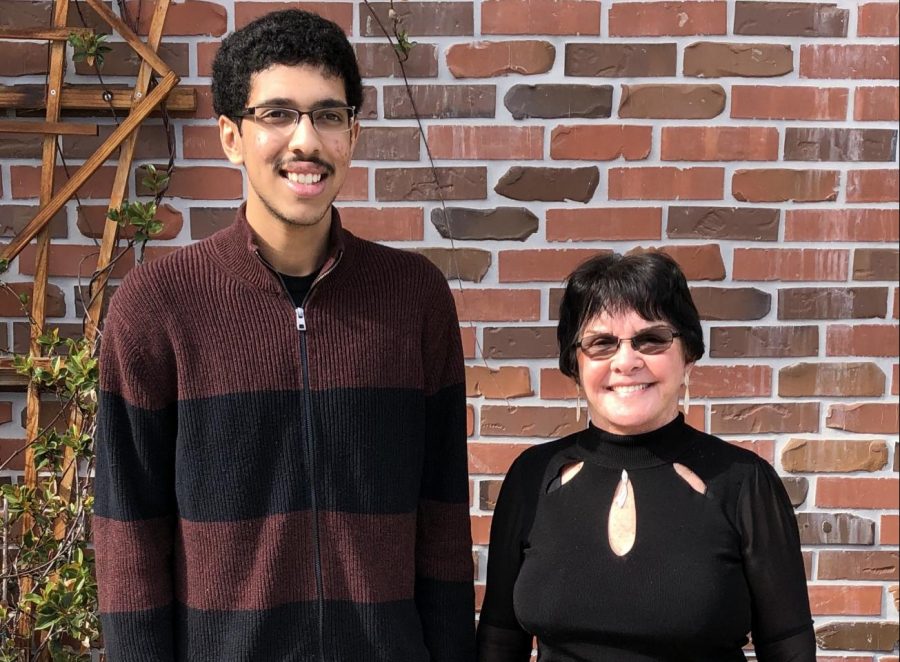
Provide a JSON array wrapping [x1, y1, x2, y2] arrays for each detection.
[[236, 106, 355, 134], [576, 327, 682, 360]]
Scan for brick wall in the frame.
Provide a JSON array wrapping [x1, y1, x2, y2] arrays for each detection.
[[1, 0, 898, 656]]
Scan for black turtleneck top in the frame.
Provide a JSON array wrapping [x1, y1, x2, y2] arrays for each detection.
[[476, 415, 815, 662]]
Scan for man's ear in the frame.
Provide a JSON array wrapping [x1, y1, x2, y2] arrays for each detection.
[[218, 115, 244, 166], [348, 120, 361, 158]]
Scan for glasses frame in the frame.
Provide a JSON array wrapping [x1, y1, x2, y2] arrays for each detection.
[[235, 105, 357, 134], [575, 327, 682, 360]]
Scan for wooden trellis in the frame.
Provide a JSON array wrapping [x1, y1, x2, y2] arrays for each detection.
[[0, 0, 193, 645]]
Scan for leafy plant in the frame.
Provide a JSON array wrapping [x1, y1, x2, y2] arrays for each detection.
[[67, 32, 112, 68]]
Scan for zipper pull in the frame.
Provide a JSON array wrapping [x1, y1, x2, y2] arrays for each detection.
[[295, 307, 307, 331]]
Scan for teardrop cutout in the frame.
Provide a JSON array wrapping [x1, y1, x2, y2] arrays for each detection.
[[607, 469, 636, 556]]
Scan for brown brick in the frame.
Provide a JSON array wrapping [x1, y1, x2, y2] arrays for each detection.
[[447, 40, 555, 78], [731, 85, 847, 120], [690, 365, 771, 397], [609, 1, 726, 36], [73, 42, 188, 77], [797, 513, 875, 545], [431, 207, 538, 241], [711, 403, 818, 434], [429, 126, 543, 160], [375, 167, 486, 201], [77, 203, 183, 241], [785, 209, 899, 242], [495, 166, 599, 202], [732, 169, 838, 203], [801, 44, 900, 79], [735, 1, 847, 37], [10, 165, 117, 200], [690, 287, 770, 321], [779, 363, 885, 397], [782, 477, 809, 507], [551, 125, 651, 160], [827, 324, 900, 356], [855, 86, 900, 121], [540, 368, 578, 399], [783, 439, 889, 473], [548, 288, 565, 321], [11, 321, 81, 354], [0, 205, 67, 239], [548, 208, 662, 241], [784, 128, 898, 161], [361, 87, 378, 120], [364, 1, 473, 35], [481, 0, 601, 35], [453, 289, 540, 322], [468, 443, 531, 474], [63, 123, 175, 160], [479, 480, 503, 510], [0, 132, 41, 159], [565, 43, 677, 77], [0, 0, 50, 27], [619, 84, 725, 119], [355, 43, 438, 79], [235, 2, 352, 32], [340, 207, 424, 242], [628, 244, 725, 281], [733, 248, 848, 281], [854, 249, 900, 281], [683, 42, 792, 77], [466, 366, 533, 399], [779, 287, 889, 320], [335, 167, 367, 202], [667, 206, 779, 241], [0, 41, 47, 76], [135, 166, 242, 200], [383, 85, 495, 119], [483, 326, 558, 359], [499, 248, 610, 282], [662, 127, 778, 161], [818, 551, 899, 581], [504, 84, 612, 119], [847, 169, 900, 203], [190, 207, 236, 240], [609, 167, 724, 201], [413, 247, 491, 282], [19, 244, 133, 279], [859, 2, 900, 37], [197, 41, 217, 77], [0, 282, 65, 318], [128, 0, 226, 36], [809, 585, 883, 616], [481, 404, 580, 437], [710, 326, 818, 358], [827, 403, 899, 434], [353, 127, 421, 162], [818, 478, 900, 509], [883, 515, 899, 544]]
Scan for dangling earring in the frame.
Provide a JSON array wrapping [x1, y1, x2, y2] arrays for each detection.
[[682, 373, 691, 416], [576, 386, 582, 423]]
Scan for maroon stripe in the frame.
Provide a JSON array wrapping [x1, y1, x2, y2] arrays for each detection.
[[94, 516, 175, 613], [175, 511, 417, 611], [416, 500, 474, 582]]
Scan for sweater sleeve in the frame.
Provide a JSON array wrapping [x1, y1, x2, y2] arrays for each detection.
[[476, 456, 534, 662], [737, 458, 816, 662], [93, 284, 178, 661], [416, 271, 476, 662]]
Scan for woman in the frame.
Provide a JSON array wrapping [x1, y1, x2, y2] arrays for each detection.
[[476, 252, 815, 661]]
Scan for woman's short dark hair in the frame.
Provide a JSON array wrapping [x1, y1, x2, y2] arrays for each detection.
[[557, 252, 705, 380], [211, 9, 363, 120]]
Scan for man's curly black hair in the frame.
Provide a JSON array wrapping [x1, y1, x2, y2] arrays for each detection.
[[211, 9, 363, 120]]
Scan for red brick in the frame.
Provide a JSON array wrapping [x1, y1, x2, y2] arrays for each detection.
[[127, 0, 226, 36], [192, 85, 216, 119], [468, 442, 530, 474], [0, 282, 65, 318], [362, 2, 473, 37], [732, 169, 838, 203], [800, 44, 899, 79], [882, 515, 899, 544], [540, 368, 578, 399], [467, 405, 474, 437], [690, 365, 772, 398], [471, 515, 491, 544], [77, 203, 183, 241], [726, 440, 775, 464], [235, 2, 353, 33], [19, 244, 133, 279], [197, 41, 218, 77], [817, 478, 900, 509], [0, 41, 47, 76], [428, 126, 543, 160], [482, 0, 601, 35], [733, 248, 849, 282], [661, 127, 779, 161], [447, 40, 555, 78], [0, 403, 10, 426], [546, 207, 662, 241], [0, 439, 27, 471], [335, 168, 368, 202], [808, 585, 883, 616], [855, 87, 900, 121], [785, 209, 899, 242], [858, 2, 899, 37], [461, 326, 476, 359], [609, 1, 727, 36], [481, 404, 581, 437], [827, 403, 899, 434], [338, 207, 423, 241], [182, 125, 223, 159], [453, 289, 540, 321], [499, 248, 610, 282], [731, 86, 847, 121], [137, 166, 243, 201], [551, 125, 652, 161], [847, 169, 900, 203], [608, 167, 724, 201], [630, 244, 726, 281], [466, 366, 533, 399], [827, 325, 900, 357], [10, 165, 117, 199], [711, 403, 819, 434]]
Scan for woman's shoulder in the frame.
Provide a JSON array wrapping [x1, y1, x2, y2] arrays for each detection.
[[505, 432, 582, 490]]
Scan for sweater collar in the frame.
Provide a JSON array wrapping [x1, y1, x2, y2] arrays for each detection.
[[575, 414, 694, 470], [210, 203, 348, 293]]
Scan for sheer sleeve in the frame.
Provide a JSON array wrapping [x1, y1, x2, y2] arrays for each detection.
[[737, 458, 816, 662], [476, 458, 534, 662]]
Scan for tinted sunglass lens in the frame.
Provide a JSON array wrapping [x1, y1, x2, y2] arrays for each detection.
[[633, 330, 674, 354]]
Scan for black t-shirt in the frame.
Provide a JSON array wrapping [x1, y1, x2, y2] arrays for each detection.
[[476, 415, 815, 662], [279, 270, 320, 307]]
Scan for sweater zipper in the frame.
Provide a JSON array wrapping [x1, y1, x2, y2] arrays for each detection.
[[256, 250, 341, 662]]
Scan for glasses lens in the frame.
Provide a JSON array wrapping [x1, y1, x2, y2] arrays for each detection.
[[312, 107, 352, 132], [632, 329, 675, 354], [254, 107, 298, 128], [581, 334, 620, 359]]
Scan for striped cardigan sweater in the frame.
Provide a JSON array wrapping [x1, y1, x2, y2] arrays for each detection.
[[94, 206, 475, 661]]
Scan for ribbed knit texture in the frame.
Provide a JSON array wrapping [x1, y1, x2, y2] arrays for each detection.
[[477, 415, 815, 662], [94, 206, 475, 662]]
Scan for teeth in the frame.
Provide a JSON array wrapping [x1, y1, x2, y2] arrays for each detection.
[[286, 172, 323, 185], [611, 384, 649, 394]]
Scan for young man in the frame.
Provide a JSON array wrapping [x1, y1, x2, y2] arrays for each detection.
[[93, 10, 474, 661]]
